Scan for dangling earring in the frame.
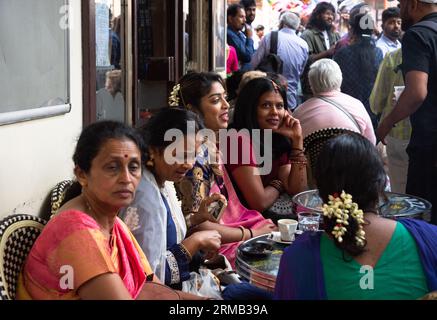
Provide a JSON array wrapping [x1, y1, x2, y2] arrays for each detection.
[[146, 156, 155, 168]]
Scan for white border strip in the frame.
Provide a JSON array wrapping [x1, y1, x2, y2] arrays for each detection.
[[0, 104, 71, 126]]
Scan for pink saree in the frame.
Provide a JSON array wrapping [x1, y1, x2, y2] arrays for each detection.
[[17, 210, 154, 300], [212, 164, 274, 267]]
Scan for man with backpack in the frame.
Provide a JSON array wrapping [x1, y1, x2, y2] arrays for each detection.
[[251, 12, 308, 110], [377, 0, 437, 225]]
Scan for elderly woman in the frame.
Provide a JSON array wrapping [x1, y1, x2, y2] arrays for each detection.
[[17, 121, 201, 300], [293, 58, 376, 145], [275, 132, 437, 300]]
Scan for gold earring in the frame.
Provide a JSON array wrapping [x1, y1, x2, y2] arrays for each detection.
[[146, 156, 154, 167]]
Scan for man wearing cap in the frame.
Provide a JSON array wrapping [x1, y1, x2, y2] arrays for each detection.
[[377, 0, 437, 224]]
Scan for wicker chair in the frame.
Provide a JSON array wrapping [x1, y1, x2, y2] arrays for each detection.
[[50, 180, 74, 218], [0, 214, 47, 300]]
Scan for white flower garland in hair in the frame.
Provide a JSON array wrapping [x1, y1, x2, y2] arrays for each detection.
[[168, 83, 181, 107], [322, 191, 366, 246]]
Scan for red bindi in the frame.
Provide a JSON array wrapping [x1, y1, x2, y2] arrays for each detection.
[[124, 154, 128, 158]]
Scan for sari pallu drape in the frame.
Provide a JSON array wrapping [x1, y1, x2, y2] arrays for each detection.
[[274, 219, 437, 300], [17, 210, 154, 300]]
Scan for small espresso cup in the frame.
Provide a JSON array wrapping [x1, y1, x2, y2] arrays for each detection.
[[277, 219, 298, 242]]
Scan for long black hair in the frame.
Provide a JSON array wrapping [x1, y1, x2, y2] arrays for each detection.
[[315, 132, 387, 257], [73, 121, 143, 173], [306, 2, 336, 30], [231, 77, 291, 159], [349, 12, 379, 84], [140, 108, 204, 166], [177, 72, 226, 115]]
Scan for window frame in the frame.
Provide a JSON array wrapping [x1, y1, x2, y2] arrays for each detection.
[[0, 0, 71, 126]]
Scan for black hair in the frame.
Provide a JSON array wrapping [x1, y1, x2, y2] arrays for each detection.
[[226, 70, 245, 102], [348, 3, 370, 27], [177, 72, 226, 115], [382, 7, 400, 24], [307, 2, 336, 30], [227, 3, 244, 18], [348, 12, 378, 84], [240, 0, 256, 9], [73, 121, 143, 173], [231, 77, 291, 159], [314, 132, 387, 257], [140, 108, 204, 165]]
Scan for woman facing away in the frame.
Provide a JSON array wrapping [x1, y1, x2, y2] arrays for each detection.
[[173, 72, 277, 268], [119, 108, 224, 289], [227, 76, 308, 214], [17, 121, 202, 300], [275, 132, 437, 300], [333, 12, 383, 130]]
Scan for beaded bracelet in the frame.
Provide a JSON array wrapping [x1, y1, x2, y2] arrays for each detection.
[[269, 179, 285, 193]]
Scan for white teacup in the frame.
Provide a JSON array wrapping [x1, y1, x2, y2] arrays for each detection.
[[277, 219, 298, 242]]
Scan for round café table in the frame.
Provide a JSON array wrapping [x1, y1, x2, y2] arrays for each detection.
[[236, 191, 432, 292], [293, 190, 432, 221], [235, 234, 288, 292]]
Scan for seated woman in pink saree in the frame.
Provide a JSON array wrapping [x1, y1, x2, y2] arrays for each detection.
[[172, 72, 277, 267], [17, 121, 201, 300]]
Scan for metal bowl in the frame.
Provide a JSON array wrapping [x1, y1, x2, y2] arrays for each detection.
[[292, 190, 432, 221]]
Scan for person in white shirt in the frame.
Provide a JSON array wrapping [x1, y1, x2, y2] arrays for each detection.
[[376, 7, 402, 57]]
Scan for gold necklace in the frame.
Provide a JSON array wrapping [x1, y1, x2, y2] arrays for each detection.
[[83, 196, 112, 240]]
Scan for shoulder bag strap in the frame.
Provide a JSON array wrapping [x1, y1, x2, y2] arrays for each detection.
[[317, 96, 362, 134], [270, 31, 278, 55]]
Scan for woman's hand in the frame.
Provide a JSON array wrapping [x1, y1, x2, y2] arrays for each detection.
[[252, 223, 278, 238], [190, 193, 227, 225], [190, 230, 222, 260], [274, 113, 303, 144]]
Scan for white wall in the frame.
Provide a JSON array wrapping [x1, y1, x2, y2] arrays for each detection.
[[0, 1, 83, 219]]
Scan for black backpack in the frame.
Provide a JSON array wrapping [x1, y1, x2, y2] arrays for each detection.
[[256, 31, 284, 74]]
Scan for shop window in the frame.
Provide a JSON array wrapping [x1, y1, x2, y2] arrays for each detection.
[[0, 0, 70, 125]]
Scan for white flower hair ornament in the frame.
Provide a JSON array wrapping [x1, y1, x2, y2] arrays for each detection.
[[322, 191, 366, 247], [168, 83, 181, 107]]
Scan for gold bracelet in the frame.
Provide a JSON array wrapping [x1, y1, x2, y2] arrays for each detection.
[[290, 161, 308, 166], [179, 243, 192, 261], [269, 179, 285, 193], [238, 226, 246, 241]]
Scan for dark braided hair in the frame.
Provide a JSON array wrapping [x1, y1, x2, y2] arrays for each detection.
[[315, 132, 387, 257]]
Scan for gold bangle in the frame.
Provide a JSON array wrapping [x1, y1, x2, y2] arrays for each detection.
[[238, 226, 246, 241], [290, 161, 308, 166], [248, 228, 253, 239], [179, 243, 192, 261]]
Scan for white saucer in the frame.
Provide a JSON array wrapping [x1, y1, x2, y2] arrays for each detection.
[[268, 231, 294, 244]]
